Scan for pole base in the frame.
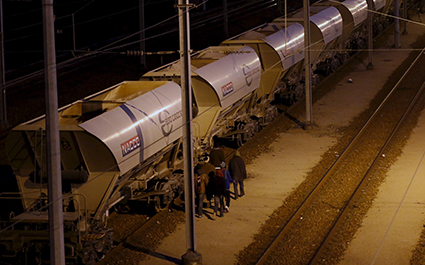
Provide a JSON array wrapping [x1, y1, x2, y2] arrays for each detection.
[[304, 124, 314, 130], [182, 250, 202, 265]]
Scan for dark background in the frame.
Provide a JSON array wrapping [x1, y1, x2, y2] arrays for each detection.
[[6, 0, 186, 71], [4, 0, 306, 75]]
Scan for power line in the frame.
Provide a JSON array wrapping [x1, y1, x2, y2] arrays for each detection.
[[1, 1, 424, 243]]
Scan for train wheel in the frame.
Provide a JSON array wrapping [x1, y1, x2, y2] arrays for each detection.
[[153, 196, 166, 212], [265, 106, 278, 125], [294, 86, 305, 102], [235, 123, 246, 147], [81, 248, 97, 265], [236, 133, 244, 147], [113, 203, 130, 214], [102, 230, 114, 254], [81, 241, 102, 265]]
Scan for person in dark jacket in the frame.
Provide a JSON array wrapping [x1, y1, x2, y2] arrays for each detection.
[[228, 151, 247, 199], [209, 140, 225, 167], [212, 167, 226, 219], [194, 167, 209, 218], [220, 161, 234, 212], [202, 161, 216, 208]]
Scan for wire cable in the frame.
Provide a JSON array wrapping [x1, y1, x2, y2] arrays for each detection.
[[1, 0, 423, 241]]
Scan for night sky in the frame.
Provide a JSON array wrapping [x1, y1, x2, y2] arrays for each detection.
[[4, 0, 305, 73]]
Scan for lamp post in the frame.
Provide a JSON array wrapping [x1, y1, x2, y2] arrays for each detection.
[[42, 0, 65, 263], [178, 0, 202, 264], [304, 0, 313, 129]]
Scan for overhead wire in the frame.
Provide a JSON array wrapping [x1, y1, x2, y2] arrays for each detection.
[[103, 0, 276, 53], [71, 2, 425, 176], [2, 1, 207, 88], [0, 0, 264, 234], [0, 0, 214, 233], [0, 1, 393, 236], [0, 0, 416, 182], [0, 1, 336, 235], [4, 3, 138, 43], [7, 0, 273, 92], [2, 0, 179, 47], [2, 0, 425, 238], [7, 0, 424, 71], [4, 0, 424, 118], [3, 10, 425, 264]]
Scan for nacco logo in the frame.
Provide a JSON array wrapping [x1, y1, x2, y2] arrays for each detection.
[[221, 82, 234, 97], [158, 109, 182, 137], [121, 136, 140, 157]]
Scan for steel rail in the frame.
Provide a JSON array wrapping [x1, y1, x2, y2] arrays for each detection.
[[255, 46, 425, 265], [309, 80, 425, 264], [96, 208, 169, 265]]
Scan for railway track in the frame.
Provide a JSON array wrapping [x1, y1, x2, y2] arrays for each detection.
[[97, 209, 166, 265], [255, 47, 425, 264]]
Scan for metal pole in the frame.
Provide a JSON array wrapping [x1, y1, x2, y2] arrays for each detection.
[[284, 0, 287, 44], [223, 0, 229, 37], [402, 0, 408, 35], [394, 0, 400, 47], [0, 0, 7, 128], [303, 0, 313, 129], [178, 0, 202, 264], [366, 0, 374, 69], [42, 0, 65, 264], [139, 0, 146, 67]]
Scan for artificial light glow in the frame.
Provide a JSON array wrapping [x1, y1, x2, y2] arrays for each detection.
[[103, 99, 180, 143], [276, 32, 304, 56]]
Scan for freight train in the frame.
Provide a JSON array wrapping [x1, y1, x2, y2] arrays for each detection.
[[0, 0, 398, 263]]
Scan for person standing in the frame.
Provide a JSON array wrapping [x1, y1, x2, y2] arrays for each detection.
[[228, 151, 247, 199], [194, 166, 209, 218], [202, 161, 215, 208], [212, 167, 226, 219], [220, 161, 234, 213], [209, 140, 225, 167]]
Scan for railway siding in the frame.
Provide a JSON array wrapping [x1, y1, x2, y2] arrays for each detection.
[[311, 51, 425, 264], [233, 20, 425, 264], [255, 48, 425, 264]]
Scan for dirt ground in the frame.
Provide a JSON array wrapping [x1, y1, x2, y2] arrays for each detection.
[[137, 16, 425, 265]]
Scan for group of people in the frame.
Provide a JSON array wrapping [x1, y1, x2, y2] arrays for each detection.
[[194, 141, 247, 219]]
